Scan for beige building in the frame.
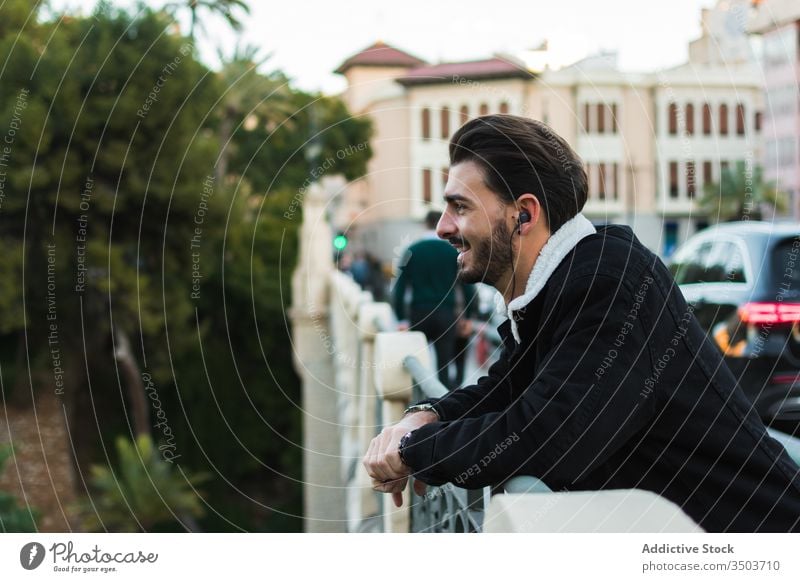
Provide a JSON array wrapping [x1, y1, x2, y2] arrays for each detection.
[[335, 26, 763, 260], [750, 0, 800, 219]]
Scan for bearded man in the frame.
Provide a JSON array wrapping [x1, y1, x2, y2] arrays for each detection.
[[363, 114, 800, 532]]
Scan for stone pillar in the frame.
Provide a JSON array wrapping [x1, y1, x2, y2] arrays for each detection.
[[290, 182, 346, 533], [373, 331, 431, 533], [346, 302, 393, 531]]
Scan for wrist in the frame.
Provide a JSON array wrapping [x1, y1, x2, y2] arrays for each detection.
[[399, 410, 438, 429]]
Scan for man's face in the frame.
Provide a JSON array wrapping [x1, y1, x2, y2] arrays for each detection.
[[437, 161, 513, 286]]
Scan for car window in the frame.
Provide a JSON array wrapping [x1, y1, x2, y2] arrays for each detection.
[[672, 242, 712, 285], [704, 242, 730, 283], [724, 245, 746, 284]]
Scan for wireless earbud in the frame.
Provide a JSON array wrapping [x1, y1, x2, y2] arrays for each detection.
[[510, 210, 532, 292], [516, 211, 531, 234]]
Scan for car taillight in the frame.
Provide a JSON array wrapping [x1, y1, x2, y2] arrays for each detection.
[[738, 302, 800, 324], [771, 373, 800, 385]]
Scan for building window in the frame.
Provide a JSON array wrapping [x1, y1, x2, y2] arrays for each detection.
[[703, 103, 712, 135], [598, 163, 607, 200], [720, 160, 729, 178], [479, 103, 489, 116], [669, 161, 679, 198], [719, 103, 728, 136], [668, 103, 678, 135], [586, 163, 594, 197], [755, 111, 762, 132], [421, 108, 430, 140], [703, 161, 713, 186], [584, 103, 591, 133], [611, 103, 618, 133], [686, 161, 696, 198], [612, 162, 619, 199], [440, 106, 450, 139], [685, 103, 694, 135], [597, 104, 605, 134], [499, 101, 509, 114], [736, 104, 745, 135], [422, 168, 432, 203]]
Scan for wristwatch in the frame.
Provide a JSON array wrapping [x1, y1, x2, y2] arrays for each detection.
[[403, 403, 440, 420], [398, 431, 414, 466]]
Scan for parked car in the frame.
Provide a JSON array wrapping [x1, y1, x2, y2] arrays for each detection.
[[669, 221, 800, 435]]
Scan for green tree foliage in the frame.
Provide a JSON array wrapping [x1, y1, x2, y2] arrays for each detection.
[[699, 161, 788, 222], [0, 0, 220, 460], [165, 0, 251, 40], [230, 89, 373, 193], [0, 445, 38, 532], [0, 0, 372, 531], [213, 44, 296, 184], [79, 435, 207, 532]]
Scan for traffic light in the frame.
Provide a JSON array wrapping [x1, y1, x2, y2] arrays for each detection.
[[333, 232, 348, 251]]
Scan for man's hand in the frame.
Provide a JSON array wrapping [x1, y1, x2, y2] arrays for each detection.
[[362, 411, 437, 507], [456, 318, 473, 338]]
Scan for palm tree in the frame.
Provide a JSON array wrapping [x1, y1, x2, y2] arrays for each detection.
[[166, 0, 251, 40], [215, 43, 295, 183], [698, 161, 788, 222]]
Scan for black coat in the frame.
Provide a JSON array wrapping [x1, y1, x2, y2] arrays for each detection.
[[403, 225, 800, 532]]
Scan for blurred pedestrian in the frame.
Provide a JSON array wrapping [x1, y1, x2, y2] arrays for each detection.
[[350, 252, 370, 287], [366, 253, 387, 301], [392, 210, 477, 390]]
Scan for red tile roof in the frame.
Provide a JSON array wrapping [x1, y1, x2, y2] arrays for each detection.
[[397, 56, 533, 85], [335, 41, 427, 74]]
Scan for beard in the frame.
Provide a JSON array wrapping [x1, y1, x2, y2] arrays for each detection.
[[455, 217, 513, 286]]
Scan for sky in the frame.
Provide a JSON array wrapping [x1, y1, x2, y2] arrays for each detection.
[[48, 0, 720, 94]]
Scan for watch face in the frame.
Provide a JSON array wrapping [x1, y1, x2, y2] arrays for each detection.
[[398, 432, 413, 465]]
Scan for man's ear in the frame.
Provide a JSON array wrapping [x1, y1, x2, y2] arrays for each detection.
[[514, 194, 544, 231]]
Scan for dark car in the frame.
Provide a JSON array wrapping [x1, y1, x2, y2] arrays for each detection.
[[669, 221, 800, 434]]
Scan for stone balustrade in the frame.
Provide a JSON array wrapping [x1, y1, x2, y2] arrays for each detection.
[[291, 180, 712, 533]]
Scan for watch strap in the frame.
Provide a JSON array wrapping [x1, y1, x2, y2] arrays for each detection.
[[403, 403, 440, 420]]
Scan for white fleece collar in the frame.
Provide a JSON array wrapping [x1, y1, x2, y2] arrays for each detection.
[[505, 213, 597, 343]]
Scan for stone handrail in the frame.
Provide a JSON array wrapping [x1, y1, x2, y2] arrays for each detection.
[[290, 181, 719, 533], [402, 356, 554, 532], [403, 354, 489, 533], [324, 270, 708, 534]]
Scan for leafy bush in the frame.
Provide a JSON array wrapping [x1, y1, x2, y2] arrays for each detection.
[[0, 445, 38, 532], [80, 435, 208, 532]]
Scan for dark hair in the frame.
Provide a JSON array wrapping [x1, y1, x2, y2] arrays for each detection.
[[449, 114, 588, 232], [425, 210, 441, 230]]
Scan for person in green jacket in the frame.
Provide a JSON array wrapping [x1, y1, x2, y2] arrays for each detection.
[[393, 210, 477, 390]]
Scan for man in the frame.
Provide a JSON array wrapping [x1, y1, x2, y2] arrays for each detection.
[[363, 114, 800, 532], [392, 210, 477, 390]]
